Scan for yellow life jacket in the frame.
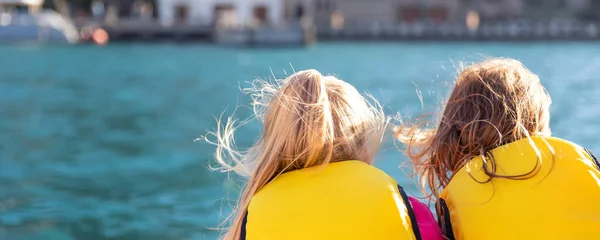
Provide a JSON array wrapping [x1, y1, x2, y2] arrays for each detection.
[[439, 136, 600, 240], [242, 160, 422, 240]]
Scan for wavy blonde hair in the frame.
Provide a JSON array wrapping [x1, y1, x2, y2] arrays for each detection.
[[205, 69, 389, 240], [395, 58, 552, 201]]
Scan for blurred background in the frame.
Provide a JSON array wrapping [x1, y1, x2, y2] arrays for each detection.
[[1, 0, 599, 239]]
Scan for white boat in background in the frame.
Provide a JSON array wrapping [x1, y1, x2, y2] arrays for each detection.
[[0, 0, 79, 44]]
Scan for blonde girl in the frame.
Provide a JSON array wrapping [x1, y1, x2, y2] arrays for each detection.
[[208, 69, 437, 240]]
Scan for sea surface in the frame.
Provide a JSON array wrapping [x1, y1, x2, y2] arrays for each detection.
[[0, 42, 599, 240]]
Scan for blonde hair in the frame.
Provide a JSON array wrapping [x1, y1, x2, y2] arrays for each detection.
[[395, 58, 552, 200], [205, 69, 388, 240]]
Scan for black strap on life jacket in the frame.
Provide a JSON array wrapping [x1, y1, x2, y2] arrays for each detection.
[[584, 148, 600, 171], [397, 184, 423, 240], [436, 198, 456, 240], [240, 211, 248, 240]]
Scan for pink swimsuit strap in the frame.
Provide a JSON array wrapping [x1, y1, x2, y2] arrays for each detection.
[[408, 196, 444, 240]]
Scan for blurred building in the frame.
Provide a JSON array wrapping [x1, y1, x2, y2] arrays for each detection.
[[394, 0, 461, 23], [579, 0, 600, 21], [0, 0, 42, 13], [458, 0, 600, 22], [91, 0, 156, 20], [284, 0, 600, 29], [521, 0, 588, 20], [285, 0, 463, 28], [284, 0, 310, 22], [157, 0, 284, 27], [456, 0, 522, 22]]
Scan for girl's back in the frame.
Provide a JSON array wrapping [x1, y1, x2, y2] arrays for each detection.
[[248, 160, 415, 240], [441, 136, 600, 239]]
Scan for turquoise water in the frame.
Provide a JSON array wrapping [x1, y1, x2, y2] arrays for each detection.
[[0, 42, 599, 239]]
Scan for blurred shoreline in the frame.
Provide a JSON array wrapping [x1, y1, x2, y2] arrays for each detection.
[[70, 19, 600, 47], [67, 16, 600, 42], [4, 1, 600, 46]]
